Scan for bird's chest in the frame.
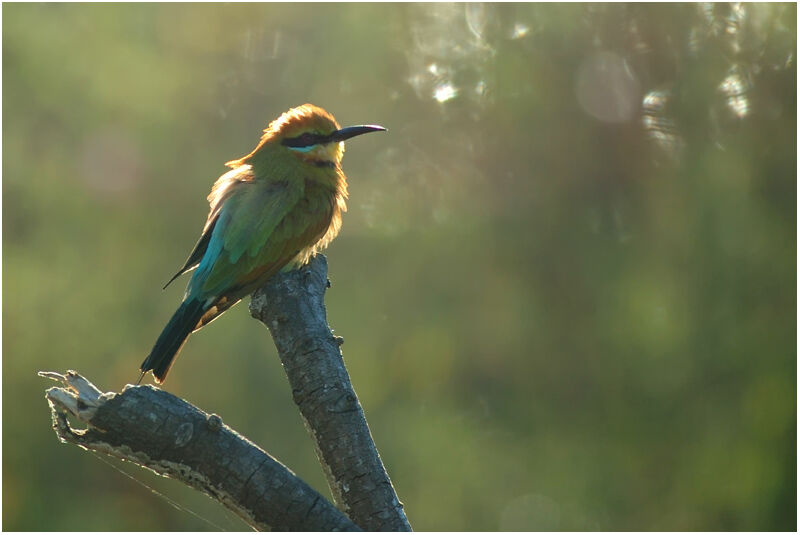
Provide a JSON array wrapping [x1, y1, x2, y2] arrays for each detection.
[[298, 179, 337, 218], [272, 180, 336, 242]]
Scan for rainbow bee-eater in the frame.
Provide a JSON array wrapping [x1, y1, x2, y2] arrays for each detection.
[[140, 104, 385, 383]]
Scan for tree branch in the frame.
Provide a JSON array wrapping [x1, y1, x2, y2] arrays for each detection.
[[40, 370, 360, 532], [41, 254, 409, 531], [249, 254, 412, 531]]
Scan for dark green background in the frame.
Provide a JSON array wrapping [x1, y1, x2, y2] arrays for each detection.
[[3, 3, 796, 530]]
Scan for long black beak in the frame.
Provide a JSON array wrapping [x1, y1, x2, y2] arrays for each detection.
[[329, 125, 387, 143]]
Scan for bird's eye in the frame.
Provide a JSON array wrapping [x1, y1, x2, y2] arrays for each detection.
[[283, 132, 321, 148]]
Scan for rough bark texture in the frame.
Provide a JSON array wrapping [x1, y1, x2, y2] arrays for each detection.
[[41, 371, 359, 532], [250, 254, 412, 531]]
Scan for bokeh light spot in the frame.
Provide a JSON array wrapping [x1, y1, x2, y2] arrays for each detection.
[[510, 23, 530, 40], [433, 82, 458, 103], [642, 89, 684, 158], [719, 68, 750, 118]]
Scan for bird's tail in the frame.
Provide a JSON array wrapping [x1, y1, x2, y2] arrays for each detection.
[[140, 299, 207, 383]]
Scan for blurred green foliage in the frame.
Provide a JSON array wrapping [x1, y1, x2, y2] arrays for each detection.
[[3, 3, 796, 531]]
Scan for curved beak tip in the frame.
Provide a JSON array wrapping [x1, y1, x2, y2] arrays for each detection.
[[331, 124, 388, 142]]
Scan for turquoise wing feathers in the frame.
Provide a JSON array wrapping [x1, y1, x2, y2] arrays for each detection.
[[188, 172, 305, 300]]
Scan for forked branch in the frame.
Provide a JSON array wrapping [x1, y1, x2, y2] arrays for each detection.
[[41, 254, 410, 531]]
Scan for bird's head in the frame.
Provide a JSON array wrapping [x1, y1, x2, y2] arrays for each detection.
[[227, 104, 385, 169]]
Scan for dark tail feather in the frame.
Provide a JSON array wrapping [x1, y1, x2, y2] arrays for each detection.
[[141, 299, 207, 383]]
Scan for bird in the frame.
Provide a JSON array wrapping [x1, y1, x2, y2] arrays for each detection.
[[139, 104, 385, 383]]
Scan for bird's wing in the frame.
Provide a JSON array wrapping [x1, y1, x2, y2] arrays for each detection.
[[162, 215, 218, 289], [187, 176, 311, 299], [198, 186, 333, 299], [163, 166, 255, 289], [222, 179, 303, 264]]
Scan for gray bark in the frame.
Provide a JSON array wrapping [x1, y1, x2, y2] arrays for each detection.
[[41, 254, 410, 531], [41, 370, 359, 532], [249, 254, 412, 531]]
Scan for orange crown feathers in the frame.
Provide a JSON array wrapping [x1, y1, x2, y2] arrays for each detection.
[[226, 104, 340, 168]]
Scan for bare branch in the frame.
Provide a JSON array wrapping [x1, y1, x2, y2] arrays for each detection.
[[40, 254, 409, 531], [250, 254, 412, 531], [40, 370, 360, 532]]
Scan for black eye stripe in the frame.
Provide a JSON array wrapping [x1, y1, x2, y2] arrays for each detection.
[[282, 132, 327, 148]]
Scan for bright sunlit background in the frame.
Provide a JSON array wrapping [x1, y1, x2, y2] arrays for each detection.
[[3, 3, 796, 531]]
